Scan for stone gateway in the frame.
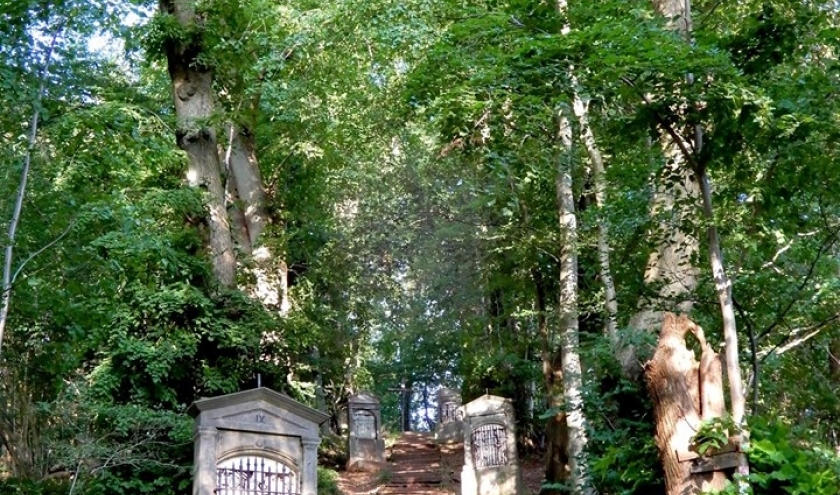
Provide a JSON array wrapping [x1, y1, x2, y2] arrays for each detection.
[[188, 387, 329, 495]]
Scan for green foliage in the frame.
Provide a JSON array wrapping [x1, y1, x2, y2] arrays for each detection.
[[0, 479, 69, 495], [744, 418, 840, 495], [585, 334, 664, 495], [707, 418, 840, 495], [317, 467, 342, 495], [4, 0, 840, 493], [692, 416, 738, 456]]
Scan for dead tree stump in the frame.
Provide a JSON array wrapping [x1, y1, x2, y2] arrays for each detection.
[[645, 313, 729, 495]]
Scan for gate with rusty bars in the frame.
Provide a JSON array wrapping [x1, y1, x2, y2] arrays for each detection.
[[215, 456, 298, 495], [471, 423, 508, 468]]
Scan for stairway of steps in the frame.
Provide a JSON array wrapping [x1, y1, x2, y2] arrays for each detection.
[[379, 432, 458, 495]]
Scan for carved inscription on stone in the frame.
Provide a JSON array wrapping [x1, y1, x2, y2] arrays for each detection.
[[471, 423, 508, 468], [353, 410, 377, 439]]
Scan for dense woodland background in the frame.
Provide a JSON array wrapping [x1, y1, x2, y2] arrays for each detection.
[[2, 0, 840, 493]]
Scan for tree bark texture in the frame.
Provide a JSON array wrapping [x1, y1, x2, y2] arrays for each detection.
[[555, 110, 595, 495], [645, 313, 728, 495], [535, 269, 571, 494], [623, 0, 701, 379], [624, 161, 700, 378], [571, 97, 619, 348], [159, 0, 236, 289], [224, 124, 290, 313]]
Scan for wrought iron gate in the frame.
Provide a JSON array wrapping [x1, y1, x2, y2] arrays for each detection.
[[215, 456, 298, 495], [440, 401, 458, 423], [471, 423, 508, 468]]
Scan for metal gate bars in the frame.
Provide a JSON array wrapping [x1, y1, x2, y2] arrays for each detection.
[[215, 456, 298, 495]]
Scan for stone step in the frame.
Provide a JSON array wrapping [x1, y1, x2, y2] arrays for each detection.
[[379, 490, 447, 495], [379, 433, 455, 495]]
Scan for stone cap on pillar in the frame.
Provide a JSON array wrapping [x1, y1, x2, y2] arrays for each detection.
[[348, 392, 380, 407], [188, 387, 329, 435], [461, 394, 513, 418], [436, 387, 461, 402]]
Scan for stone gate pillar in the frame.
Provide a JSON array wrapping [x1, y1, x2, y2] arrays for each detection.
[[434, 387, 463, 443], [459, 395, 522, 495], [188, 387, 329, 495], [347, 392, 385, 470]]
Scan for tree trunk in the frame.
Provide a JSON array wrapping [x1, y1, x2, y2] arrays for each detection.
[[623, 160, 700, 377], [535, 269, 571, 494], [224, 124, 291, 313], [159, 0, 236, 289], [0, 26, 61, 357], [555, 110, 595, 495], [401, 380, 412, 432], [695, 165, 750, 483], [572, 96, 619, 348], [622, 0, 701, 379], [312, 346, 331, 435], [646, 313, 728, 495]]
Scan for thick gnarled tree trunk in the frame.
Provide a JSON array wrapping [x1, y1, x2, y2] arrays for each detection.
[[646, 313, 729, 495], [159, 0, 236, 289], [223, 124, 291, 313], [621, 0, 703, 380]]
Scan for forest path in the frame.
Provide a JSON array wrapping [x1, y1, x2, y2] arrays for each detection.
[[380, 432, 459, 495], [337, 432, 462, 495]]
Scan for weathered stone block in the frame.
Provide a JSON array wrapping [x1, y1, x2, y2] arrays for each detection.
[[434, 387, 464, 444], [459, 395, 522, 495], [347, 392, 385, 470]]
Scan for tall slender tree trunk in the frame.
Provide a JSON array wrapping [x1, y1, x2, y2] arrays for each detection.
[[159, 0, 236, 289], [535, 269, 570, 494], [0, 25, 61, 357], [555, 110, 595, 495], [695, 165, 749, 484], [572, 94, 619, 348]]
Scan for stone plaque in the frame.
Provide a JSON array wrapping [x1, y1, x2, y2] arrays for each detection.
[[353, 410, 377, 440], [434, 388, 464, 444]]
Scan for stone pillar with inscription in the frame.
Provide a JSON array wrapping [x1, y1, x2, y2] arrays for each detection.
[[459, 395, 522, 495], [347, 392, 386, 471], [434, 387, 464, 443], [188, 387, 329, 495]]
